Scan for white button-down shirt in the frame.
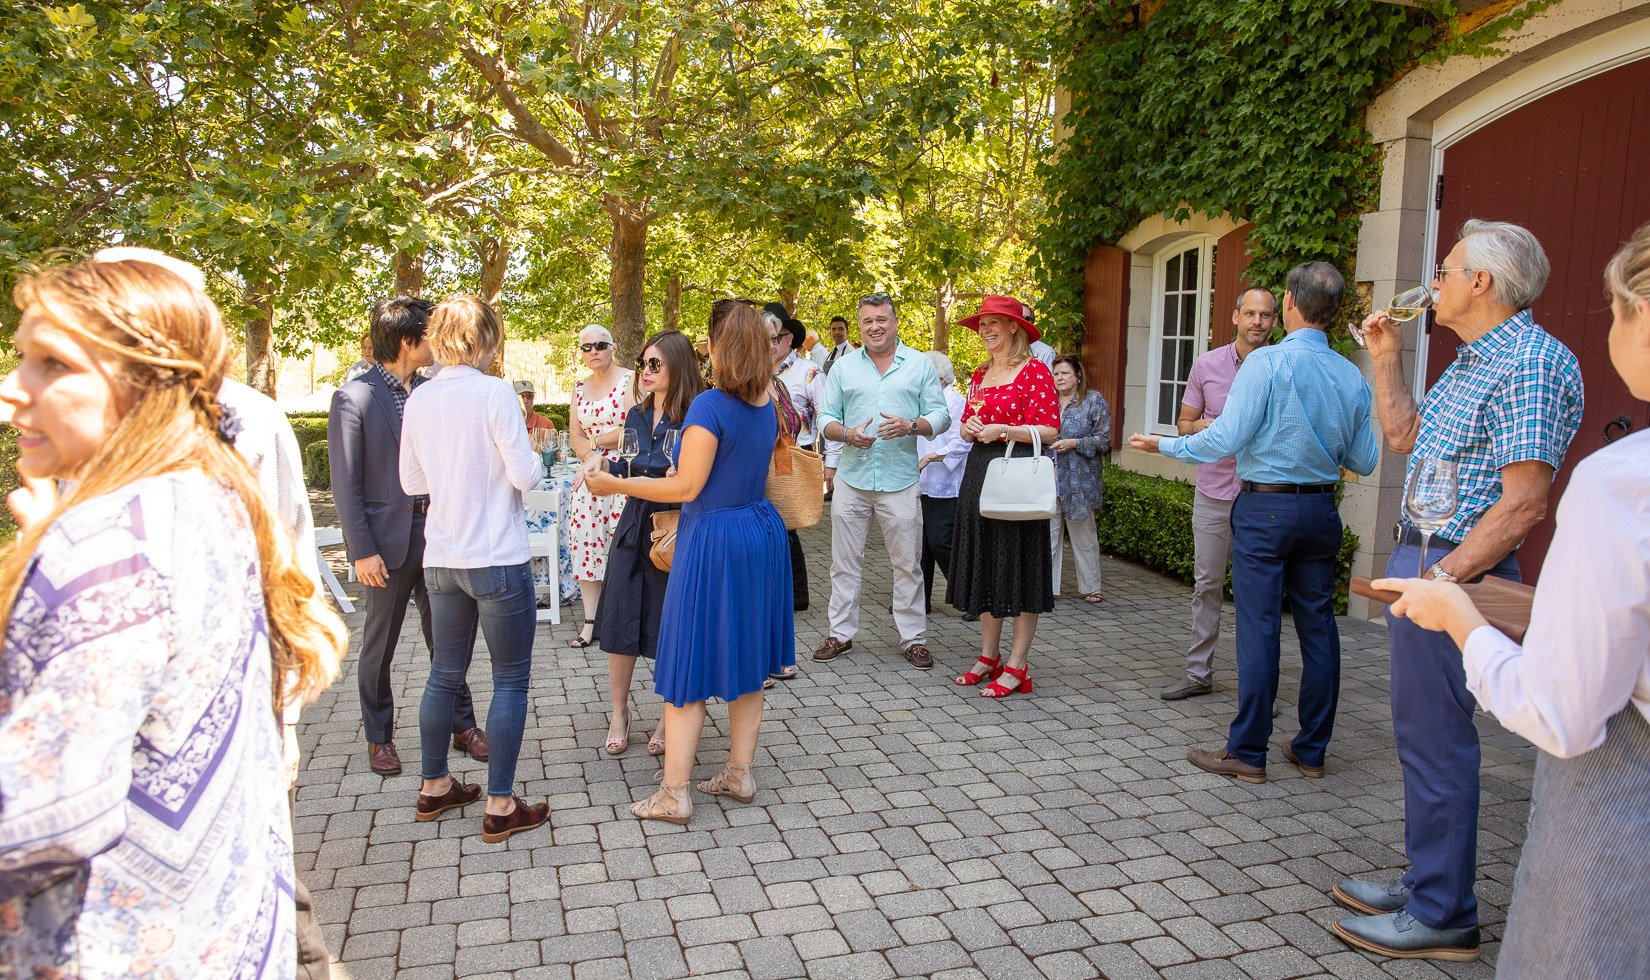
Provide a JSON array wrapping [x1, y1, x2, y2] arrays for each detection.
[[1462, 428, 1650, 758], [917, 388, 969, 499]]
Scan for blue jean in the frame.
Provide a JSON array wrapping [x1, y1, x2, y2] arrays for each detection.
[[421, 563, 536, 797], [1227, 491, 1343, 769], [1387, 538, 1520, 930]]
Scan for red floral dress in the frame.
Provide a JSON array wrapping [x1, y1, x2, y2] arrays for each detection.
[[568, 372, 632, 582]]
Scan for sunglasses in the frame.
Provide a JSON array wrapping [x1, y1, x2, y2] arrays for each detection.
[[635, 356, 665, 373], [579, 341, 613, 353], [768, 334, 784, 345]]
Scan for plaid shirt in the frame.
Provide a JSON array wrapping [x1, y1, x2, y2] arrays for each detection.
[[374, 362, 410, 418], [1411, 310, 1583, 542]]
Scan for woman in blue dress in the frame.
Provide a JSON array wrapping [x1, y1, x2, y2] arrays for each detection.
[[593, 330, 705, 756], [585, 302, 794, 825]]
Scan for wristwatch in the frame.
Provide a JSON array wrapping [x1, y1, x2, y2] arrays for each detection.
[[1427, 561, 1458, 583], [907, 417, 921, 436]]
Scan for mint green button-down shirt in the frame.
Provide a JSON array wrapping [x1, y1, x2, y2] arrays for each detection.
[[819, 343, 951, 493]]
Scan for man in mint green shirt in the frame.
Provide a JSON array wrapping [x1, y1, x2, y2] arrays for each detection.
[[814, 292, 951, 671]]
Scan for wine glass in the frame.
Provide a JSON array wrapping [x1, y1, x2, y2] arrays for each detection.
[[1403, 456, 1459, 575], [661, 428, 680, 464], [620, 428, 640, 477], [1352, 284, 1433, 347], [966, 379, 986, 419]]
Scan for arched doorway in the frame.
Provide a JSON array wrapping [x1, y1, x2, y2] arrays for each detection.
[[1430, 54, 1650, 581]]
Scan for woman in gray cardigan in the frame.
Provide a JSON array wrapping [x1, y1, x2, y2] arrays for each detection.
[[1049, 355, 1111, 603]]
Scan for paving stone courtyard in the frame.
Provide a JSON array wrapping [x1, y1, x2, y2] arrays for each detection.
[[298, 505, 1536, 979]]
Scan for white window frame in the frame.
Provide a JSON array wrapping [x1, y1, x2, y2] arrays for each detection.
[[1145, 236, 1217, 436]]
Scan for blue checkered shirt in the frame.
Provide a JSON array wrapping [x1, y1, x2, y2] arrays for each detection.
[[1412, 310, 1583, 542]]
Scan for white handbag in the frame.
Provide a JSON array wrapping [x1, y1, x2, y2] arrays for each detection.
[[977, 425, 1058, 521]]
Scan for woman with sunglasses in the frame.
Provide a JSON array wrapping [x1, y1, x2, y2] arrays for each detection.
[[590, 331, 705, 755], [567, 325, 634, 648]]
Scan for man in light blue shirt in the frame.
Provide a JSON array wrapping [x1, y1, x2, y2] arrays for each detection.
[[814, 292, 951, 670], [1131, 261, 1377, 787]]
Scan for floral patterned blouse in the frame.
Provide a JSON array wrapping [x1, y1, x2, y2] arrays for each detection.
[[1054, 389, 1112, 518], [0, 472, 296, 979]]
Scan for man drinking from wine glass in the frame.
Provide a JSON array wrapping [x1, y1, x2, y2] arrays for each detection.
[[1331, 220, 1584, 963], [1130, 262, 1377, 792]]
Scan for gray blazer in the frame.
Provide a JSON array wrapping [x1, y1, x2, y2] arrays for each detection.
[[328, 370, 420, 569]]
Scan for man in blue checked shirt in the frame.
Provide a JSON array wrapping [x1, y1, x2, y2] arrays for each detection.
[[1331, 221, 1583, 964], [1131, 262, 1379, 791]]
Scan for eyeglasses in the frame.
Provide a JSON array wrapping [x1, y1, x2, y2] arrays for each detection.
[[579, 341, 613, 353], [635, 356, 665, 373], [768, 334, 784, 345], [1433, 266, 1474, 282]]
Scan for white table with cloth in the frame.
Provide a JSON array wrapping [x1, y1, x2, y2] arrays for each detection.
[[527, 463, 581, 606]]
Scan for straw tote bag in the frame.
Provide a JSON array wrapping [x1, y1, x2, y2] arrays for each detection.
[[648, 511, 679, 572], [767, 404, 824, 530], [977, 425, 1058, 520]]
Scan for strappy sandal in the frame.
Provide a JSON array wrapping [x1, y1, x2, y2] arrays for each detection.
[[981, 663, 1032, 699], [954, 653, 1002, 687], [646, 731, 666, 757], [630, 781, 691, 825], [696, 765, 755, 805], [768, 664, 798, 681], [568, 628, 596, 649], [1083, 592, 1104, 605]]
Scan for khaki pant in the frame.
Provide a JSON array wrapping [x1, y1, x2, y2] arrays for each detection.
[[1185, 491, 1235, 684], [828, 482, 925, 648], [1050, 509, 1103, 597]]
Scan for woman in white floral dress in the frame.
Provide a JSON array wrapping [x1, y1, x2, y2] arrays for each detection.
[[0, 255, 345, 978], [567, 324, 634, 647]]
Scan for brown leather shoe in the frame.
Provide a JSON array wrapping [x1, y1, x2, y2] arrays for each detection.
[[1282, 742, 1325, 778], [481, 797, 550, 843], [903, 643, 934, 670], [416, 780, 482, 821], [1187, 746, 1265, 784], [452, 727, 489, 762], [812, 637, 853, 662], [368, 741, 402, 776]]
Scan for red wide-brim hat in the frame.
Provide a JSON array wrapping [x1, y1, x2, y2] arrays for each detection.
[[957, 294, 1039, 343]]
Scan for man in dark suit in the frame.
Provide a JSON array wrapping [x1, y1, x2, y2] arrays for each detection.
[[329, 297, 484, 775]]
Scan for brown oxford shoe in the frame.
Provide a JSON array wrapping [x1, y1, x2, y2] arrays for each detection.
[[416, 780, 482, 821], [1187, 746, 1265, 784], [1281, 742, 1324, 778], [368, 741, 402, 776], [452, 727, 489, 762], [481, 798, 550, 843]]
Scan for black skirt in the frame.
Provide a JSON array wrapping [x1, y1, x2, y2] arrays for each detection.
[[945, 441, 1054, 618], [593, 496, 675, 659]]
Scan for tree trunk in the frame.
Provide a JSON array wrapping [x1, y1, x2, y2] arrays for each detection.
[[933, 281, 955, 353], [663, 272, 681, 334], [393, 249, 425, 297], [777, 278, 799, 316], [606, 197, 649, 358], [479, 235, 507, 308], [244, 276, 278, 396]]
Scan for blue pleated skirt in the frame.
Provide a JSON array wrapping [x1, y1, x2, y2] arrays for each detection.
[[654, 499, 795, 707]]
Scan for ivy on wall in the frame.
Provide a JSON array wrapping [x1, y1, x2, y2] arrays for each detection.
[[1033, 0, 1559, 347]]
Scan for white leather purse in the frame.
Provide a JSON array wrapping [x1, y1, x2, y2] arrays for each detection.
[[977, 425, 1058, 521]]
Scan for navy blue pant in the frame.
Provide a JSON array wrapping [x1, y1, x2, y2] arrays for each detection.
[[1227, 490, 1343, 769], [1386, 538, 1520, 930]]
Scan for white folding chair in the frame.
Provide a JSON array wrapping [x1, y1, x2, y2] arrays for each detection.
[[311, 526, 355, 614], [522, 488, 563, 625]]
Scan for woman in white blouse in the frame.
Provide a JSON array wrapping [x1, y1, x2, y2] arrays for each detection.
[[1373, 223, 1650, 979], [401, 296, 547, 844]]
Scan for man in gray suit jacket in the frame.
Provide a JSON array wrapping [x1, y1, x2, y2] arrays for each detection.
[[329, 297, 483, 776]]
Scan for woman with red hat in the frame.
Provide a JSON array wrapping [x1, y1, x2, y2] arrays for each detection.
[[947, 294, 1062, 698]]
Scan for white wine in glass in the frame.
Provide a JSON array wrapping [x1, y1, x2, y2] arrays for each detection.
[[1353, 284, 1434, 347], [620, 428, 640, 478], [1403, 456, 1459, 575]]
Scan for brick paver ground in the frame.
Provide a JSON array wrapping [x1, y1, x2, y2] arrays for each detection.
[[300, 502, 1534, 979]]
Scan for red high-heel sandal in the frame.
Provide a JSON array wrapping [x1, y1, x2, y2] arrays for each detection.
[[954, 653, 1002, 687], [981, 663, 1031, 698]]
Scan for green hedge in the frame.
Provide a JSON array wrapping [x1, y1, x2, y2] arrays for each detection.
[[303, 440, 330, 490], [0, 426, 16, 542], [1097, 463, 1360, 615]]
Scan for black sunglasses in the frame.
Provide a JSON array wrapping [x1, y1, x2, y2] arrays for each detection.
[[579, 341, 613, 353], [635, 355, 665, 373]]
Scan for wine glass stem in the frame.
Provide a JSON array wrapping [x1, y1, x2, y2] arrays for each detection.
[[1417, 533, 1432, 578]]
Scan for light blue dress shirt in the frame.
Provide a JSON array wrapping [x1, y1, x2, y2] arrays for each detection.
[[1159, 328, 1378, 484], [819, 343, 951, 493]]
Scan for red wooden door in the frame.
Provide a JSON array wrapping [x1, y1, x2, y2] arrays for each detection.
[[1432, 55, 1650, 583]]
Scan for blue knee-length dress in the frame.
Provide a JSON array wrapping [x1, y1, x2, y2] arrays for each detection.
[[654, 390, 795, 706]]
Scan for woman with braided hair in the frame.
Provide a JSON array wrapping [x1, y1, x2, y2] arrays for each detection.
[[0, 255, 346, 977]]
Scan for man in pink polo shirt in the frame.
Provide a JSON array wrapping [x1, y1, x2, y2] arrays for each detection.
[[1162, 287, 1277, 700]]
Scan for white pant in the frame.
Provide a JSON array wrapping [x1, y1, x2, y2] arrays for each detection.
[[1050, 508, 1103, 596], [828, 482, 925, 647]]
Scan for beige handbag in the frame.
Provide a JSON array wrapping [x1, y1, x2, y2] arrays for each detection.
[[767, 406, 824, 530], [648, 511, 679, 572]]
